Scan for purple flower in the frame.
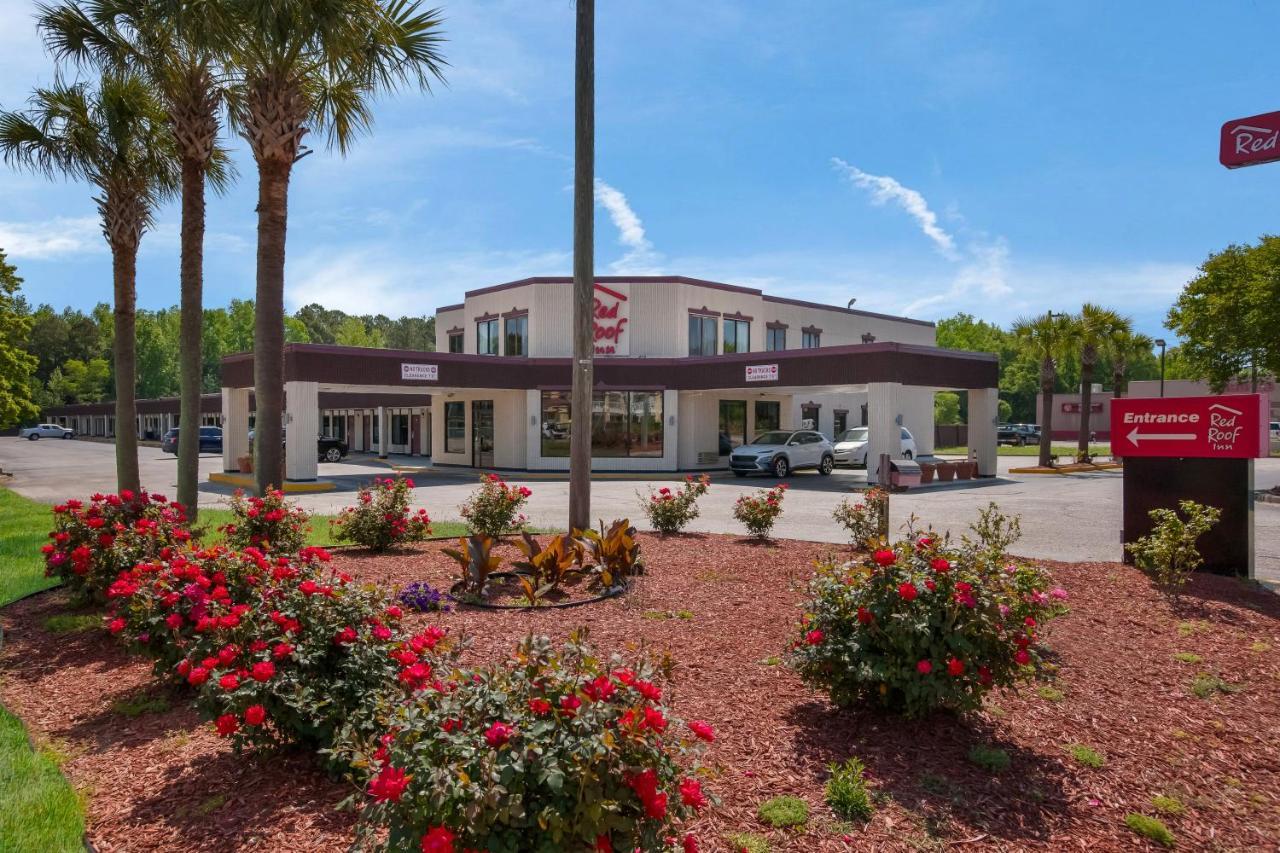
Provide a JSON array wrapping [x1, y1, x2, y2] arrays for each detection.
[[398, 581, 452, 613]]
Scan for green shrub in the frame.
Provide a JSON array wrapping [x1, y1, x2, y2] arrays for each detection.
[[1189, 673, 1240, 699], [459, 473, 530, 538], [757, 794, 809, 828], [728, 833, 770, 853], [790, 512, 1067, 717], [1126, 500, 1221, 588], [43, 614, 100, 634], [110, 692, 170, 717], [1125, 813, 1175, 847], [967, 744, 1010, 773], [962, 502, 1023, 557], [1151, 794, 1185, 815], [733, 484, 787, 539], [352, 631, 711, 852], [330, 477, 430, 551], [219, 488, 310, 554], [1037, 685, 1065, 702], [831, 487, 887, 548], [1172, 652, 1201, 664], [825, 757, 873, 822], [1066, 743, 1105, 768], [641, 474, 711, 534]]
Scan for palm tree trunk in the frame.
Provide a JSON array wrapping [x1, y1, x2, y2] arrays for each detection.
[[568, 0, 595, 533], [1039, 359, 1054, 468], [1112, 363, 1125, 399], [1077, 351, 1094, 460], [253, 157, 290, 495], [177, 156, 205, 518], [112, 239, 141, 493]]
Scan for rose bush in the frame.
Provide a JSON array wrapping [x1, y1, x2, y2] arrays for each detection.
[[732, 484, 788, 539], [831, 487, 888, 548], [331, 477, 431, 551], [219, 488, 310, 554], [459, 474, 530, 538], [352, 631, 710, 853], [43, 490, 191, 602], [790, 513, 1068, 717], [640, 474, 711, 535]]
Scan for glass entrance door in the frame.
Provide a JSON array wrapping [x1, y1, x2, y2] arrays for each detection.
[[472, 400, 495, 468]]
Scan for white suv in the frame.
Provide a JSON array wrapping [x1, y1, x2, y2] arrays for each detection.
[[729, 429, 836, 478], [19, 423, 75, 440]]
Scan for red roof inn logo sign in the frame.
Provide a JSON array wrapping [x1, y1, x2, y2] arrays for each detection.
[[593, 283, 630, 356], [1220, 111, 1280, 168], [1111, 394, 1268, 458]]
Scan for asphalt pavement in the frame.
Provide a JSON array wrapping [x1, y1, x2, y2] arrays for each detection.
[[2, 437, 1277, 582]]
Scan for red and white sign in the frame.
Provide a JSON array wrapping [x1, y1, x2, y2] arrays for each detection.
[[401, 363, 438, 381], [745, 363, 779, 383], [593, 283, 630, 356], [1111, 394, 1268, 458], [1220, 111, 1280, 169]]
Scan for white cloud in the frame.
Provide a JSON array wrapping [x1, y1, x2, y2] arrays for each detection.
[[593, 178, 664, 274], [0, 216, 103, 259], [831, 157, 959, 259]]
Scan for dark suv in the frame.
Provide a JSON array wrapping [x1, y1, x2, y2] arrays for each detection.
[[997, 423, 1041, 446], [249, 430, 349, 463], [162, 426, 223, 454]]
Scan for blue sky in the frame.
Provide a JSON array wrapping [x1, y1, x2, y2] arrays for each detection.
[[3, 0, 1280, 338]]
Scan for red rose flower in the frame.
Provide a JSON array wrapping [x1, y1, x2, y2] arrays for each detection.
[[527, 698, 552, 715], [1014, 649, 1031, 665], [420, 826, 456, 853], [559, 694, 581, 716], [917, 659, 933, 674], [930, 557, 951, 573], [215, 714, 238, 737], [369, 764, 411, 802], [683, 834, 699, 853], [977, 665, 993, 685], [219, 673, 240, 691], [484, 721, 513, 748], [244, 704, 267, 726], [108, 617, 126, 634], [873, 549, 896, 566], [898, 582, 918, 601], [947, 657, 964, 677], [165, 613, 184, 630], [644, 791, 668, 820], [679, 777, 707, 810], [805, 629, 824, 645], [188, 666, 209, 686], [856, 606, 874, 625], [176, 660, 192, 677], [335, 626, 358, 645], [688, 720, 715, 742], [272, 642, 294, 660], [251, 661, 276, 682], [635, 680, 662, 702], [641, 706, 668, 733]]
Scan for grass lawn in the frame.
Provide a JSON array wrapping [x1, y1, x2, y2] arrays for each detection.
[[936, 443, 1112, 458], [0, 486, 61, 605]]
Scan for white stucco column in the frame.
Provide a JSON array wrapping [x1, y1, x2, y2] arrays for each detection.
[[222, 387, 250, 472], [284, 380, 319, 481], [377, 405, 388, 459], [867, 382, 903, 486], [968, 387, 999, 477]]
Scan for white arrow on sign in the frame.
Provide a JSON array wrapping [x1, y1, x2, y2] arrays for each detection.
[[1126, 427, 1196, 446]]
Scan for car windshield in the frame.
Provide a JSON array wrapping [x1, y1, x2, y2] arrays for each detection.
[[837, 428, 869, 442], [750, 431, 793, 445]]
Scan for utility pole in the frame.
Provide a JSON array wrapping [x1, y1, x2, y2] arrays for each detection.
[[568, 0, 594, 533]]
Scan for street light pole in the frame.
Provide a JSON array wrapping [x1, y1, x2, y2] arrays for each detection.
[[1154, 338, 1166, 397], [568, 0, 595, 533]]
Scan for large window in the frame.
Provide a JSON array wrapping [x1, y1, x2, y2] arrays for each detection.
[[445, 401, 465, 453], [723, 318, 749, 354], [540, 391, 663, 458], [504, 314, 528, 356], [802, 328, 821, 349], [719, 400, 747, 455], [688, 314, 717, 356], [477, 318, 499, 355], [447, 332, 464, 353], [833, 409, 848, 437], [754, 400, 780, 435], [766, 325, 786, 351]]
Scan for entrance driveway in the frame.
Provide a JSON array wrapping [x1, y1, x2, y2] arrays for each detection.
[[2, 437, 1277, 582]]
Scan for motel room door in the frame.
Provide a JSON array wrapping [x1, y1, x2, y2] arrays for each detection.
[[472, 400, 495, 468]]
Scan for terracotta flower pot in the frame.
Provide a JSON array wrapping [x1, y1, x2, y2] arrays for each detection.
[[919, 462, 936, 484], [936, 461, 955, 482], [237, 455, 253, 474], [955, 460, 974, 480]]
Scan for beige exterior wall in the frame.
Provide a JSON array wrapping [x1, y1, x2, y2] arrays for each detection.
[[429, 390, 526, 469]]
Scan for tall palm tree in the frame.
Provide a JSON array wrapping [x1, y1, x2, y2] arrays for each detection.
[[1072, 304, 1129, 460], [1012, 311, 1074, 468], [568, 0, 594, 533], [1106, 328, 1153, 399], [1, 75, 178, 493], [218, 0, 446, 494], [38, 0, 234, 521]]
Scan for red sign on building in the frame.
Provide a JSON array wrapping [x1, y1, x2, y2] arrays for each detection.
[[1111, 394, 1268, 458], [593, 283, 629, 355], [1220, 111, 1280, 169]]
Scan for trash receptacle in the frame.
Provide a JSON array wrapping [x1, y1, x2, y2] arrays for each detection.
[[888, 458, 921, 489]]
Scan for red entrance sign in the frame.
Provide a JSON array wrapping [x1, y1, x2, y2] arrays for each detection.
[[1111, 394, 1268, 458], [1220, 111, 1280, 168]]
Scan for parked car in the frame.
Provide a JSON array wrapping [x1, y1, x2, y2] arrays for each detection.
[[729, 429, 835, 478], [1270, 421, 1279, 444], [248, 430, 349, 463], [997, 423, 1041, 446], [832, 426, 917, 467], [161, 426, 224, 454], [19, 423, 74, 440]]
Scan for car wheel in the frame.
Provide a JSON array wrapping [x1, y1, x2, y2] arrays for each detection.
[[28, 434, 38, 440], [819, 455, 834, 475], [772, 456, 790, 478], [62, 432, 71, 439], [1015, 436, 1026, 446], [324, 447, 342, 463], [904, 450, 913, 460]]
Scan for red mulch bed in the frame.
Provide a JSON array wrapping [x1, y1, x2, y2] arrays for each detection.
[[3, 534, 1279, 851]]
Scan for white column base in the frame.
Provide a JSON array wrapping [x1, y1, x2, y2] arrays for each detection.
[[284, 381, 319, 481], [967, 387, 999, 477], [222, 387, 250, 472]]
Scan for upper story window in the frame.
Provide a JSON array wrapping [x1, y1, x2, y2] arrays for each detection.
[[766, 325, 786, 351], [447, 330, 464, 353], [504, 314, 528, 356], [802, 327, 821, 349], [477, 318, 499, 355], [688, 314, 717, 356], [723, 318, 749, 354]]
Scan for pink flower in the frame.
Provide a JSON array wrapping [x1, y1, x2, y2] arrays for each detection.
[[1050, 587, 1069, 601], [484, 721, 514, 748], [917, 659, 932, 674]]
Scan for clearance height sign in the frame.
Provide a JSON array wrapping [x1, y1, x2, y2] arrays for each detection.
[[1110, 394, 1268, 459]]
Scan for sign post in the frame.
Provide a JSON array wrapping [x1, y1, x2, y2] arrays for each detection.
[[1112, 394, 1267, 577]]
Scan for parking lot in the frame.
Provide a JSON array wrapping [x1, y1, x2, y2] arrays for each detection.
[[2, 436, 1277, 582]]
